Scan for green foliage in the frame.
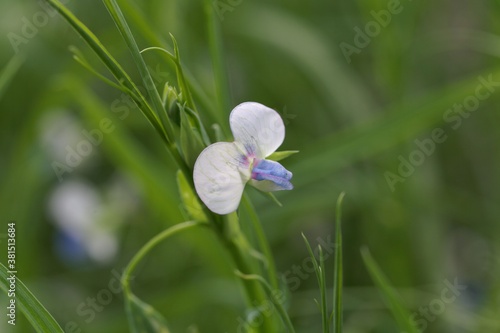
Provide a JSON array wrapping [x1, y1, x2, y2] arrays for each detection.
[[2, 0, 500, 332], [302, 193, 345, 333]]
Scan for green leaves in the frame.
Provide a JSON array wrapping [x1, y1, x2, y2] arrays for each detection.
[[332, 193, 345, 333], [101, 0, 174, 143], [179, 106, 206, 169], [45, 0, 165, 144], [0, 262, 64, 333]]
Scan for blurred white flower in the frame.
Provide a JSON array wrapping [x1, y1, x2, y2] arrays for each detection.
[[48, 176, 138, 264]]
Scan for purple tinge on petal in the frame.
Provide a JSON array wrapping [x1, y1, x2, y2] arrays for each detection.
[[251, 159, 293, 190]]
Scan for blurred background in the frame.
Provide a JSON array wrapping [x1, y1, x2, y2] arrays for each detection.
[[1, 0, 500, 332]]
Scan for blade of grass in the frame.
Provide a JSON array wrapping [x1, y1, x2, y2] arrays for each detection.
[[361, 247, 418, 333], [0, 262, 64, 333], [302, 233, 329, 333], [332, 192, 345, 333], [45, 0, 166, 143], [319, 247, 329, 333], [101, 0, 175, 143], [119, 0, 220, 124]]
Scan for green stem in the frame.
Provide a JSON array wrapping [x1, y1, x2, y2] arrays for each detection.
[[242, 194, 279, 290], [220, 213, 277, 333], [121, 221, 203, 294], [102, 0, 175, 143]]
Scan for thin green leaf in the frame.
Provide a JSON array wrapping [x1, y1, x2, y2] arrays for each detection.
[[332, 192, 345, 333], [183, 105, 212, 146], [179, 106, 205, 168], [265, 192, 283, 207], [102, 0, 174, 143], [267, 150, 300, 162], [125, 292, 172, 333], [361, 247, 419, 333], [69, 46, 130, 93], [45, 0, 165, 143], [119, 0, 220, 125], [235, 271, 296, 333], [170, 34, 196, 109], [318, 247, 329, 333], [301, 233, 321, 286], [0, 262, 64, 333]]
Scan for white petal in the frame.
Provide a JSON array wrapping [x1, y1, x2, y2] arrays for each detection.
[[230, 102, 285, 158], [193, 142, 251, 214]]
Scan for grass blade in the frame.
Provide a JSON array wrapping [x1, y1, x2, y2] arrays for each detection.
[[45, 0, 165, 142], [0, 262, 64, 333], [102, 0, 175, 143], [332, 192, 345, 333], [361, 247, 418, 333]]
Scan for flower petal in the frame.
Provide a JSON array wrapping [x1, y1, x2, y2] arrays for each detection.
[[250, 159, 293, 191], [230, 102, 285, 158], [193, 142, 251, 214]]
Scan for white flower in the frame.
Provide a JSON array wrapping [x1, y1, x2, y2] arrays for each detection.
[[193, 102, 293, 214]]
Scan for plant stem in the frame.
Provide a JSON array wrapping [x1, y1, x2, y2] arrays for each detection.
[[219, 213, 277, 333], [121, 221, 203, 294]]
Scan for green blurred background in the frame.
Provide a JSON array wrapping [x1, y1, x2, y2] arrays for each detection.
[[1, 0, 500, 332]]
